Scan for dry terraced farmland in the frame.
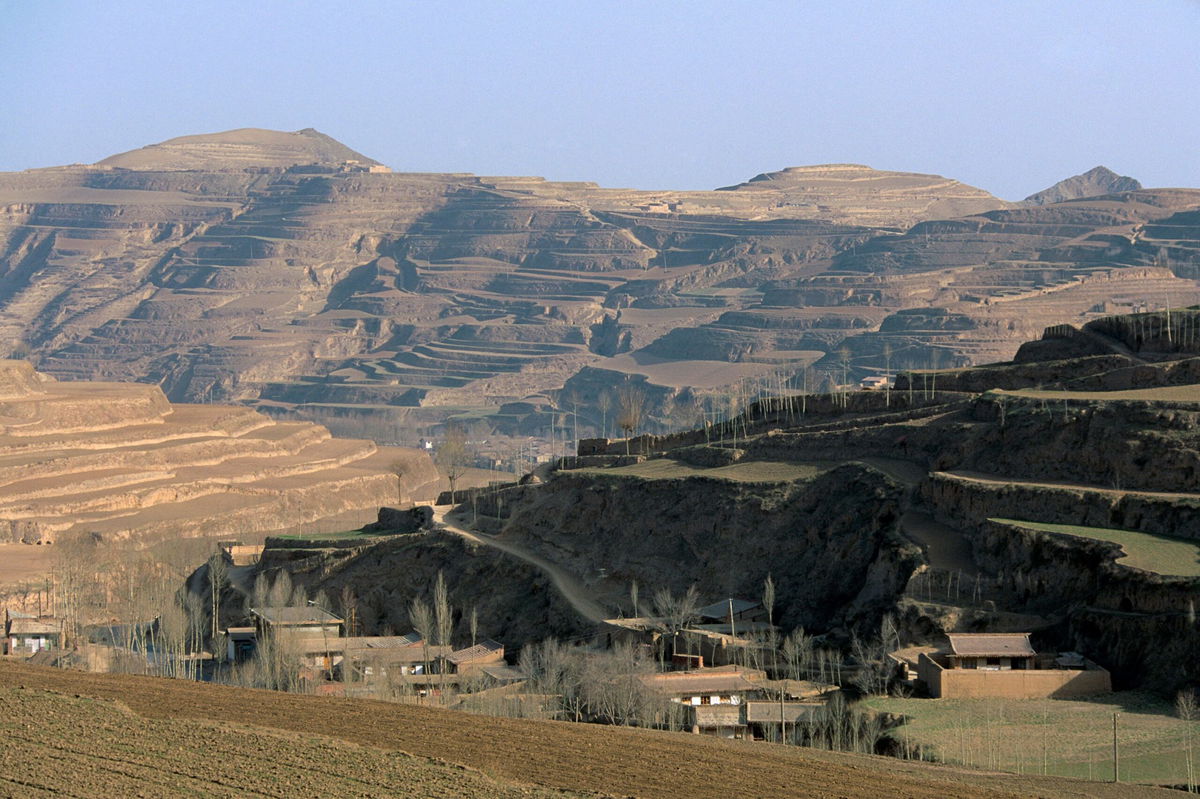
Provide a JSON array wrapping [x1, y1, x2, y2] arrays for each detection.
[[0, 662, 1180, 799]]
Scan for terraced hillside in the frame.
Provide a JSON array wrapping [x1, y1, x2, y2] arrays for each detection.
[[3, 129, 1199, 440], [438, 310, 1200, 698], [0, 661, 1174, 799], [0, 360, 438, 545]]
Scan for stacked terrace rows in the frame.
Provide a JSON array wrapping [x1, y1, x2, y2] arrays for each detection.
[[0, 360, 438, 545], [2, 129, 1199, 438]]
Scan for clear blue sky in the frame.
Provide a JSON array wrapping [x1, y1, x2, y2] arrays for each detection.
[[1, 1, 1197, 199]]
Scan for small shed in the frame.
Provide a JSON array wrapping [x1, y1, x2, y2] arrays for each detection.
[[5, 614, 61, 655]]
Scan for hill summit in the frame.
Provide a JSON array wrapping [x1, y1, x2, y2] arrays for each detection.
[[1023, 165, 1142, 205], [96, 127, 383, 170]]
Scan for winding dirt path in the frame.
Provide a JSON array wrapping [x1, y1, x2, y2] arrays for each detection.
[[431, 506, 608, 624]]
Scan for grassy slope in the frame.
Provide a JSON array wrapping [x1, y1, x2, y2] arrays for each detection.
[[0, 662, 1181, 799], [574, 458, 831, 483], [867, 693, 1198, 785], [991, 517, 1200, 576]]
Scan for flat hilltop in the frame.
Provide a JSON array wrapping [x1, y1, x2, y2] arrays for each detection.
[[0, 661, 1172, 799], [96, 127, 383, 170]]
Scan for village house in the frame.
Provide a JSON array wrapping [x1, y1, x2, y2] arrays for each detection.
[[340, 634, 451, 682], [640, 664, 769, 737], [4, 610, 61, 655], [859, 375, 893, 390], [446, 639, 505, 676], [917, 633, 1112, 699], [225, 606, 343, 668]]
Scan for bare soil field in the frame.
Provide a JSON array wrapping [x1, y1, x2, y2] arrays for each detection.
[[0, 682, 578, 798], [0, 542, 53, 588], [0, 662, 1176, 799]]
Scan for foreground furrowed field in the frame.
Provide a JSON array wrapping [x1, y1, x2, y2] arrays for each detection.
[[0, 662, 1182, 798], [0, 683, 581, 799]]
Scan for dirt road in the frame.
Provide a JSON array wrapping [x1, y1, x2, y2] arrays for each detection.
[[432, 506, 609, 623]]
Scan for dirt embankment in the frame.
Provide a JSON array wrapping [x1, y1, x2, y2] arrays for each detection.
[[494, 463, 918, 635], [249, 531, 594, 646]]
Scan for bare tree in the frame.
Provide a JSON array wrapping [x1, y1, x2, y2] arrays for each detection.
[[597, 390, 613, 439], [436, 423, 471, 503], [651, 585, 700, 664], [434, 571, 453, 668], [629, 580, 639, 618], [207, 552, 228, 649], [616, 383, 646, 455], [409, 597, 434, 677], [1179, 689, 1198, 793], [388, 459, 408, 506]]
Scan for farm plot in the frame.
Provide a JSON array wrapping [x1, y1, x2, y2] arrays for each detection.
[[0, 684, 581, 799], [866, 693, 1198, 785], [991, 517, 1200, 576]]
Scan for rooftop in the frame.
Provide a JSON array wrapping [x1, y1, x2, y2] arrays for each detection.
[[251, 606, 343, 627], [448, 639, 504, 665], [947, 633, 1035, 658], [641, 665, 766, 696], [7, 618, 60, 636], [697, 598, 760, 620]]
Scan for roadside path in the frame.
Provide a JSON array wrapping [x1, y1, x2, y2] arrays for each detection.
[[937, 469, 1200, 501], [431, 506, 608, 623]]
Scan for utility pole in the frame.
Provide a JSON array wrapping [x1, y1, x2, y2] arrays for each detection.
[[1113, 712, 1120, 783]]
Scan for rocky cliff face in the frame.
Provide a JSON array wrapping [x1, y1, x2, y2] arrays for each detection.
[[494, 463, 917, 635]]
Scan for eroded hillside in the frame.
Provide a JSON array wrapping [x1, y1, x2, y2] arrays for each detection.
[[0, 360, 438, 545], [8, 128, 1196, 440]]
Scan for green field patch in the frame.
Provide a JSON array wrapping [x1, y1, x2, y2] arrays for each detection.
[[990, 517, 1200, 576], [576, 458, 831, 483], [866, 693, 1198, 785], [994, 385, 1200, 403], [273, 528, 379, 542]]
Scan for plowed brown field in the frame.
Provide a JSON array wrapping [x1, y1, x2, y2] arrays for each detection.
[[0, 662, 1168, 798]]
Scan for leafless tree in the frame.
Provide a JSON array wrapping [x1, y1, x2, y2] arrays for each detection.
[[597, 390, 613, 438], [434, 571, 453, 673], [388, 459, 408, 506], [1179, 689, 1198, 793], [651, 584, 700, 664], [616, 383, 646, 455], [436, 423, 471, 503], [409, 597, 434, 676], [206, 551, 228, 650]]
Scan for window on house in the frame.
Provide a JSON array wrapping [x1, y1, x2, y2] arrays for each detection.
[[700, 695, 711, 705]]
